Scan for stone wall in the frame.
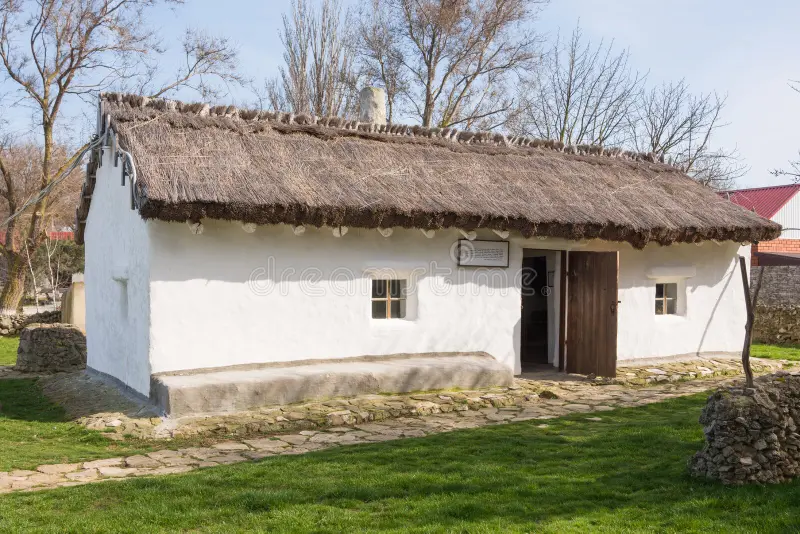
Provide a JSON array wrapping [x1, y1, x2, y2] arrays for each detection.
[[752, 266, 800, 307], [751, 266, 800, 345], [753, 306, 800, 345], [689, 373, 800, 485], [14, 323, 87, 373], [0, 310, 60, 337]]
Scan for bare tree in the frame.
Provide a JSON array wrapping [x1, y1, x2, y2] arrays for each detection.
[[269, 0, 360, 117], [512, 25, 644, 147], [770, 158, 800, 183], [142, 29, 247, 100], [0, 140, 81, 312], [383, 0, 545, 130], [0, 0, 243, 315], [631, 80, 745, 190], [357, 0, 408, 124]]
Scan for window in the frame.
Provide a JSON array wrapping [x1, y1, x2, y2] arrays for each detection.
[[655, 283, 677, 315], [371, 279, 407, 319]]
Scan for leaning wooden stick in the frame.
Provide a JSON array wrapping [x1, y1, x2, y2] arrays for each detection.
[[738, 255, 758, 388]]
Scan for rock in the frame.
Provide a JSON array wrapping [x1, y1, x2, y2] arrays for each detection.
[[9, 470, 36, 477], [281, 434, 308, 446], [204, 454, 247, 465], [646, 368, 667, 375], [211, 441, 250, 451], [36, 463, 81, 474], [563, 404, 592, 412], [14, 323, 86, 373], [65, 469, 99, 481], [327, 410, 354, 426], [125, 455, 163, 469], [83, 458, 123, 469], [97, 466, 138, 478], [242, 438, 289, 451]]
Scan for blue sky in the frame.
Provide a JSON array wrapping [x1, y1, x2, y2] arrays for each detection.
[[3, 0, 800, 188]]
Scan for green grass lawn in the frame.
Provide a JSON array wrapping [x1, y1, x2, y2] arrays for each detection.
[[752, 343, 800, 361], [0, 379, 155, 471], [2, 395, 800, 533], [0, 336, 18, 366]]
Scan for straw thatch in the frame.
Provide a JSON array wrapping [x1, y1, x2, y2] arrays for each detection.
[[75, 93, 780, 248]]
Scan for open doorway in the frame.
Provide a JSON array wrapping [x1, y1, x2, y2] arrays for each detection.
[[520, 251, 560, 371]]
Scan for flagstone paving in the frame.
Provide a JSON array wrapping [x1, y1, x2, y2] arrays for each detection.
[[0, 368, 778, 496], [64, 355, 791, 442]]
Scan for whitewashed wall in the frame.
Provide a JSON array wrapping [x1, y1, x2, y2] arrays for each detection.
[[84, 150, 152, 395], [148, 222, 522, 375], [146, 221, 749, 380], [773, 193, 800, 239], [589, 240, 748, 361]]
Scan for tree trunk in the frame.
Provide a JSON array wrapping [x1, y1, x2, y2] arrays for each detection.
[[0, 254, 27, 316]]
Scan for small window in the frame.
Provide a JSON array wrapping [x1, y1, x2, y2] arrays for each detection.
[[371, 279, 407, 319], [655, 283, 677, 315]]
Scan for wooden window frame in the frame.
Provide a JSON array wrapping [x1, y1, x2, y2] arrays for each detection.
[[371, 279, 407, 319], [655, 282, 678, 315]]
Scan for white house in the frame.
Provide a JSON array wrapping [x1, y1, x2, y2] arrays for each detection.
[[76, 91, 780, 415]]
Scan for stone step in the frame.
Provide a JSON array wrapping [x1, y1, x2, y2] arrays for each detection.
[[150, 354, 513, 416]]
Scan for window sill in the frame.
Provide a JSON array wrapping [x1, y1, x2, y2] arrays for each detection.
[[654, 314, 688, 323], [369, 318, 417, 329]]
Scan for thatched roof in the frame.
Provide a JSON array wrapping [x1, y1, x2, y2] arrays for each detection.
[[75, 92, 781, 248]]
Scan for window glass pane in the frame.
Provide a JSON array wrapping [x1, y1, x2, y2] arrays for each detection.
[[390, 299, 406, 319], [655, 300, 664, 315], [389, 279, 406, 298], [655, 284, 664, 298], [666, 298, 676, 315], [372, 300, 387, 319], [372, 279, 386, 298], [666, 283, 677, 299]]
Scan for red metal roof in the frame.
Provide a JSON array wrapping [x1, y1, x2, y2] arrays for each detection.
[[719, 184, 800, 220]]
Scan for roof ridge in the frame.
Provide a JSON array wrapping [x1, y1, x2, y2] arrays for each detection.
[[722, 184, 800, 194], [99, 92, 668, 165]]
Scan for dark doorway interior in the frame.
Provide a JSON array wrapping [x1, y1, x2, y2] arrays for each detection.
[[521, 256, 549, 370]]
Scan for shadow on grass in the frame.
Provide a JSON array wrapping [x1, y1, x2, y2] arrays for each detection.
[[0, 379, 66, 423], [2, 394, 800, 532]]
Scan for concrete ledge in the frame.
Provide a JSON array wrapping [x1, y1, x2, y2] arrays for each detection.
[[617, 351, 741, 368], [150, 354, 513, 417]]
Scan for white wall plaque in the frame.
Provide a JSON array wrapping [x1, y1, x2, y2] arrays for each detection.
[[457, 240, 510, 267]]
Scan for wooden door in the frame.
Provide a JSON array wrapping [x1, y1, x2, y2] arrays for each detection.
[[566, 251, 619, 377]]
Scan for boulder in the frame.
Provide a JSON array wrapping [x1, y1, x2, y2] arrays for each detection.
[[14, 323, 86, 373]]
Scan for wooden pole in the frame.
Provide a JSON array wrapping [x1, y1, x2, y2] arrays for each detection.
[[738, 255, 755, 389]]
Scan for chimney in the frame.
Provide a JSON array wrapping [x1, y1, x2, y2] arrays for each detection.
[[358, 87, 387, 125]]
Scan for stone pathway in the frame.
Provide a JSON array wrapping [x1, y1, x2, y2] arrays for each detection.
[[0, 373, 755, 495]]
